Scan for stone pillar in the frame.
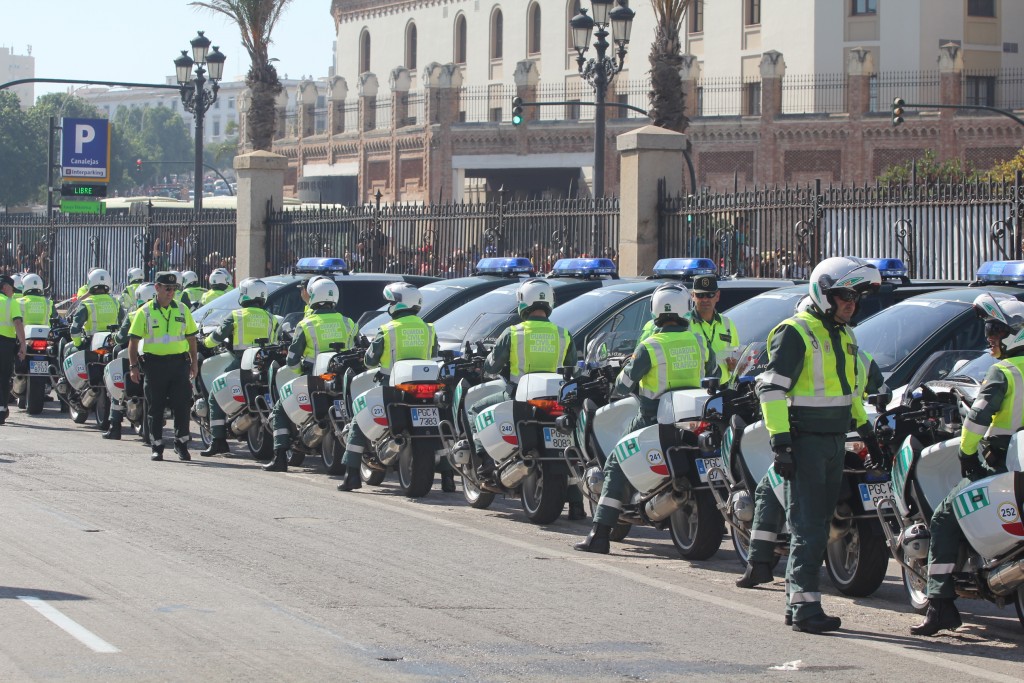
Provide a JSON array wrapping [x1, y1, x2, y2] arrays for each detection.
[[846, 47, 875, 119], [328, 76, 348, 135], [759, 50, 785, 122], [359, 72, 379, 132], [390, 67, 412, 128], [679, 54, 700, 119], [274, 89, 289, 139], [234, 151, 288, 281], [938, 42, 964, 107], [297, 79, 317, 138], [437, 63, 464, 124], [616, 126, 687, 277], [513, 60, 540, 124]]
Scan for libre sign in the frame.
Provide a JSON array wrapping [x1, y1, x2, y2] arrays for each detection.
[[61, 118, 112, 182]]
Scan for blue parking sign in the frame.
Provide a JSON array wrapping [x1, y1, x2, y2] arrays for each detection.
[[61, 118, 111, 182]]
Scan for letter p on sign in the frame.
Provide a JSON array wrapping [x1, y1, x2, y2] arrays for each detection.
[[75, 125, 96, 154]]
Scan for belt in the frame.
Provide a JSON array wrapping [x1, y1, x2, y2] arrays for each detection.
[[146, 352, 190, 361]]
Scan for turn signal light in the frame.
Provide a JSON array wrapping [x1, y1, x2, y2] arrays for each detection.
[[320, 373, 336, 381], [29, 339, 48, 351], [528, 399, 564, 417], [396, 382, 444, 400]]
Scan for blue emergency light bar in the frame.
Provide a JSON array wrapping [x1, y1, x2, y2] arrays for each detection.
[[474, 257, 535, 276], [651, 258, 718, 278], [550, 258, 618, 278], [976, 260, 1024, 283], [293, 257, 349, 275], [861, 257, 908, 280]]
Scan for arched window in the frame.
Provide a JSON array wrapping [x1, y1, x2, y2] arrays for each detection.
[[528, 3, 542, 55], [405, 22, 417, 70], [566, 0, 583, 52], [454, 14, 468, 64], [359, 29, 371, 73], [491, 9, 504, 60]]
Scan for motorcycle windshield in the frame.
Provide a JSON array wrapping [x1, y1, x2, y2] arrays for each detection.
[[460, 312, 519, 350], [731, 342, 769, 385], [583, 331, 640, 366], [905, 350, 993, 391]]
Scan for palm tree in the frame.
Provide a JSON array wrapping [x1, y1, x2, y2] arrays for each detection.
[[648, 0, 691, 133], [190, 0, 294, 151]]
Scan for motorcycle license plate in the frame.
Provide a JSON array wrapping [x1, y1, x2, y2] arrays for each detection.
[[29, 360, 49, 375], [543, 427, 573, 450], [858, 481, 894, 511], [695, 457, 724, 483], [411, 407, 439, 428], [333, 400, 349, 420]]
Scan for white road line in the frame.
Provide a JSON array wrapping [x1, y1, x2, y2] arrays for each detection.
[[17, 596, 120, 654]]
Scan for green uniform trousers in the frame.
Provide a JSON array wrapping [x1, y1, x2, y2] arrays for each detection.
[[144, 353, 192, 450], [785, 432, 845, 621], [748, 469, 786, 564], [593, 401, 658, 527], [208, 355, 242, 440]]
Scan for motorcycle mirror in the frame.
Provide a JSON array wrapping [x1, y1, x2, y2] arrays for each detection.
[[701, 376, 720, 395], [255, 337, 269, 347], [869, 384, 892, 410], [330, 342, 346, 352]]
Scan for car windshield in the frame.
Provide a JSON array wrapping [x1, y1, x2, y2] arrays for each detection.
[[549, 288, 635, 332], [725, 289, 805, 345], [855, 299, 969, 371], [435, 288, 517, 342], [358, 282, 468, 337], [193, 278, 290, 328], [461, 312, 520, 346], [905, 350, 994, 389]]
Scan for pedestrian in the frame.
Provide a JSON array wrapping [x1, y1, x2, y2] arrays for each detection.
[[127, 272, 199, 462], [0, 274, 27, 425]]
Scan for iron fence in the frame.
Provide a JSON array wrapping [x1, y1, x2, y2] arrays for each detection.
[[264, 195, 620, 278], [659, 173, 1024, 280], [781, 73, 848, 115]]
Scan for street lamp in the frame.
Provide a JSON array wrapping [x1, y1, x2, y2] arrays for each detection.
[[174, 31, 226, 210], [570, 1, 635, 200]]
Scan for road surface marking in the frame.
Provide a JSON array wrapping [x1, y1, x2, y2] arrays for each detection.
[[18, 596, 120, 654]]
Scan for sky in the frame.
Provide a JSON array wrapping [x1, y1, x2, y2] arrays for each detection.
[[4, 0, 338, 102]]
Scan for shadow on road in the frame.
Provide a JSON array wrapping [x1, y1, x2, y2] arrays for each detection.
[[0, 587, 90, 601]]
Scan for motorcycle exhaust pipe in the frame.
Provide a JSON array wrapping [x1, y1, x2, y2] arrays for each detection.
[[645, 490, 685, 522], [230, 413, 256, 436], [987, 559, 1024, 596], [193, 398, 209, 419], [81, 388, 98, 409], [499, 460, 530, 489], [730, 490, 754, 523], [55, 378, 71, 397], [378, 436, 405, 467]]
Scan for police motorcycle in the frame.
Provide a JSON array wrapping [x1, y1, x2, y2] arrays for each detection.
[[12, 275, 53, 415], [871, 349, 1024, 626], [706, 341, 896, 597], [102, 282, 158, 439], [57, 319, 118, 428]]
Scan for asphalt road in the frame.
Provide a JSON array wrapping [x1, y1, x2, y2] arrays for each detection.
[[1, 405, 1022, 682]]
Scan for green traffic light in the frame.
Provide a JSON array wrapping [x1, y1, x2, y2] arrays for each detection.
[[512, 113, 523, 126]]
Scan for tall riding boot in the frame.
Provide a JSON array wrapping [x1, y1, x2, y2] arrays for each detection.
[[337, 466, 362, 491], [568, 501, 587, 521], [573, 522, 611, 554], [441, 471, 456, 493], [201, 438, 231, 457], [262, 448, 289, 472], [736, 561, 775, 588], [102, 422, 122, 440], [910, 598, 962, 636]]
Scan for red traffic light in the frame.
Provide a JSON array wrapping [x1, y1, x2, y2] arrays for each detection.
[[136, 159, 143, 172]]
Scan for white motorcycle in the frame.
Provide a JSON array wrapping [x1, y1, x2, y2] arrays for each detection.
[[58, 327, 117, 427], [13, 324, 52, 414], [103, 348, 148, 439]]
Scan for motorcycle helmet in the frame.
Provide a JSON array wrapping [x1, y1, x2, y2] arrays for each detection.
[[181, 270, 199, 288], [794, 294, 814, 314], [135, 282, 157, 308], [209, 268, 231, 288], [306, 275, 329, 292], [308, 278, 339, 309], [126, 267, 145, 285], [238, 278, 269, 307], [651, 283, 692, 324], [384, 282, 423, 316], [12, 273, 23, 293], [807, 256, 881, 316], [88, 268, 112, 293], [973, 292, 1024, 357], [516, 278, 553, 318], [21, 273, 44, 295]]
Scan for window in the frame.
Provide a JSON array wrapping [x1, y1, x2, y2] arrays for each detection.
[[228, 97, 236, 109], [214, 99, 220, 109], [491, 9, 503, 60], [454, 14, 467, 64], [851, 0, 877, 15], [964, 75, 996, 106], [696, 86, 704, 116], [747, 0, 761, 26], [212, 119, 221, 137], [968, 0, 995, 17], [690, 0, 704, 33], [745, 82, 761, 116], [566, 99, 581, 120], [359, 29, 371, 73], [405, 22, 417, 70], [528, 3, 542, 55], [490, 106, 503, 122]]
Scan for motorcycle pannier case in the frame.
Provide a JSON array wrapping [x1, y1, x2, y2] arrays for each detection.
[[352, 385, 389, 442], [475, 400, 518, 465], [614, 424, 671, 495], [211, 370, 247, 418], [280, 375, 313, 426]]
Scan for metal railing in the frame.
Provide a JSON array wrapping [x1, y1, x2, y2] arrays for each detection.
[[781, 73, 848, 115]]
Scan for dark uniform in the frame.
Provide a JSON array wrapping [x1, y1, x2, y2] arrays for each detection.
[[0, 276, 26, 423]]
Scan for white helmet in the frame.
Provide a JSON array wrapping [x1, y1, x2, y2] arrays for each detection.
[[808, 257, 881, 315], [88, 268, 112, 293], [651, 283, 692, 322], [384, 282, 423, 315], [22, 273, 44, 294], [135, 282, 157, 308], [182, 270, 199, 288], [12, 273, 23, 291], [305, 275, 329, 292], [794, 294, 814, 314], [238, 278, 269, 307], [516, 278, 553, 318], [308, 278, 339, 308], [209, 268, 231, 287], [973, 292, 1024, 356], [127, 267, 145, 284]]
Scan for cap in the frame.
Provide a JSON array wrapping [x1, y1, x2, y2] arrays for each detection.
[[155, 271, 179, 287], [692, 275, 718, 293]]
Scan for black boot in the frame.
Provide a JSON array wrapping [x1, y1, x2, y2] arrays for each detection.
[[441, 471, 456, 493], [337, 467, 362, 491], [910, 598, 962, 636], [99, 419, 110, 432], [200, 438, 230, 457], [262, 448, 288, 472], [568, 501, 587, 521], [573, 523, 611, 554], [174, 441, 191, 461], [792, 613, 842, 634], [102, 422, 122, 440], [150, 445, 164, 461], [735, 561, 775, 588]]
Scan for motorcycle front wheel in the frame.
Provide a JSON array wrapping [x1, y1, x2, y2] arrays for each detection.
[[520, 465, 567, 525], [196, 415, 213, 448], [247, 423, 273, 461], [669, 490, 724, 561], [825, 519, 889, 597], [68, 399, 89, 424], [1014, 586, 1024, 629], [93, 390, 110, 428], [397, 441, 434, 498], [320, 430, 345, 475], [361, 460, 387, 486], [461, 474, 495, 509]]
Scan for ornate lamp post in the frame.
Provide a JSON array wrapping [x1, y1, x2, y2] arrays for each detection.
[[174, 31, 226, 211], [570, 0, 635, 200]]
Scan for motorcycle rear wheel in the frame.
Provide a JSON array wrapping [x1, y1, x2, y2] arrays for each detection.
[[360, 461, 387, 486], [93, 390, 110, 429], [197, 416, 213, 448], [462, 475, 495, 509], [669, 490, 725, 561], [825, 519, 889, 597], [730, 525, 783, 569], [247, 423, 273, 461], [26, 377, 46, 415], [397, 441, 434, 498], [1014, 586, 1024, 629], [68, 399, 89, 424], [902, 561, 930, 613], [287, 450, 306, 467], [320, 430, 346, 475], [520, 466, 567, 525]]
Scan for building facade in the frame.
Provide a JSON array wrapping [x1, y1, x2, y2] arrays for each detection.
[[1, 46, 35, 109]]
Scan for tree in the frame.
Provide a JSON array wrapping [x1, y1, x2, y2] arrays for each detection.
[[0, 91, 42, 207], [190, 0, 294, 151], [987, 147, 1024, 180], [876, 149, 975, 185], [648, 0, 691, 133]]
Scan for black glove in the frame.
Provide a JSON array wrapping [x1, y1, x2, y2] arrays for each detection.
[[862, 433, 888, 471], [300, 359, 314, 374], [958, 450, 985, 480], [772, 444, 795, 481]]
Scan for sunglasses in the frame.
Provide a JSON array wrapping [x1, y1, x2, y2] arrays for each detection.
[[985, 320, 1012, 338], [693, 292, 717, 299], [832, 290, 861, 302]]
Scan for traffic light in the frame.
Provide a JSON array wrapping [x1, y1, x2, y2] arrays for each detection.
[[511, 96, 524, 126], [136, 158, 143, 173], [891, 98, 905, 127]]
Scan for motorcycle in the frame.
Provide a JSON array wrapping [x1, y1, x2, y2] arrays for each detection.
[[57, 326, 117, 428], [13, 322, 52, 414], [243, 340, 290, 461], [103, 346, 148, 440], [192, 340, 237, 450]]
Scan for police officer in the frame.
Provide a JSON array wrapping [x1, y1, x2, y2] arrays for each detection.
[[755, 256, 882, 633], [120, 268, 146, 313], [200, 278, 280, 457], [128, 272, 199, 462], [68, 269, 123, 360], [200, 268, 232, 306], [338, 282, 440, 490], [17, 274, 56, 326], [911, 293, 1024, 635], [0, 274, 28, 425], [687, 275, 741, 383], [264, 278, 358, 472], [103, 282, 157, 440], [180, 271, 206, 310], [12, 273, 24, 296], [575, 285, 717, 552], [76, 268, 102, 300]]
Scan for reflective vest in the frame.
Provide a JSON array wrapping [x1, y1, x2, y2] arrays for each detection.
[[18, 294, 53, 326], [965, 357, 1024, 443], [183, 286, 206, 305], [0, 294, 21, 339], [130, 300, 194, 355], [120, 283, 140, 312], [688, 311, 740, 382], [378, 315, 436, 373], [508, 320, 572, 383], [76, 284, 89, 299], [81, 294, 121, 335], [201, 288, 227, 305], [231, 308, 278, 351], [297, 312, 357, 359], [637, 330, 707, 399], [639, 319, 657, 343]]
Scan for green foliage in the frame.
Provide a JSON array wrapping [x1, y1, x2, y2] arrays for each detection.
[[0, 91, 43, 207], [648, 0, 691, 133], [987, 147, 1024, 180], [876, 149, 977, 185]]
